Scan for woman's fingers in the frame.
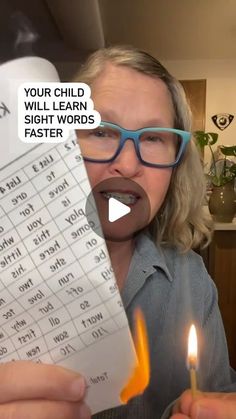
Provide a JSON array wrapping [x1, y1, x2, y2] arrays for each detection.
[[0, 361, 86, 403], [172, 390, 236, 419], [0, 400, 91, 419], [0, 362, 91, 419], [191, 396, 236, 419], [173, 390, 221, 415]]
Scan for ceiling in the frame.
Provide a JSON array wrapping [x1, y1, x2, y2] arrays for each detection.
[[1, 0, 236, 78], [99, 0, 236, 61]]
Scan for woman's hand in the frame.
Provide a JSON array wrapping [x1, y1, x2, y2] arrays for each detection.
[[0, 360, 91, 419], [171, 390, 236, 419]]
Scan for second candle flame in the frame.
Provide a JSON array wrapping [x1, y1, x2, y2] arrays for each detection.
[[187, 324, 198, 369]]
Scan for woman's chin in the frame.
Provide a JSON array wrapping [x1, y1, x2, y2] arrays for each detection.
[[101, 219, 145, 242]]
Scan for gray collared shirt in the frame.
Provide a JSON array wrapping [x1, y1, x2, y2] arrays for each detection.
[[93, 233, 236, 418]]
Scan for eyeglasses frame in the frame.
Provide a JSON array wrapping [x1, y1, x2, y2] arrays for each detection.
[[81, 121, 191, 168]]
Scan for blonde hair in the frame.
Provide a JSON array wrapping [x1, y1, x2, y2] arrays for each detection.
[[74, 45, 213, 251]]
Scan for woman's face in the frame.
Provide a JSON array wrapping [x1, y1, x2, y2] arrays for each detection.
[[82, 63, 175, 240]]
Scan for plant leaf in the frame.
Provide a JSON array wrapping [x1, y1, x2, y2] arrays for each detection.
[[193, 131, 209, 147], [193, 131, 218, 147], [220, 145, 236, 156], [207, 132, 218, 145], [229, 163, 236, 175]]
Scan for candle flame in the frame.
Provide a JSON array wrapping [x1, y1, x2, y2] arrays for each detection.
[[187, 324, 198, 369], [120, 308, 150, 403]]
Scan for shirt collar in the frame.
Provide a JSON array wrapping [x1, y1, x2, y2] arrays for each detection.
[[134, 233, 173, 283]]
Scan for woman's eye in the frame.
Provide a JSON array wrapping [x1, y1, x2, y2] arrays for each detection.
[[145, 135, 163, 143], [93, 129, 107, 137]]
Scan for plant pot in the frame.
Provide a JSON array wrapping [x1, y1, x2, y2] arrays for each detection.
[[208, 180, 236, 222]]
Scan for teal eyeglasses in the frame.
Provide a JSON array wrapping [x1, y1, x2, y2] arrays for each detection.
[[77, 121, 191, 168]]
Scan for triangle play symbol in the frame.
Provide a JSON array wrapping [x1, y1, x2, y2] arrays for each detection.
[[108, 197, 131, 222]]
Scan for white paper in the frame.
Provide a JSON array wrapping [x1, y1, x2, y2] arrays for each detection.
[[0, 56, 137, 413]]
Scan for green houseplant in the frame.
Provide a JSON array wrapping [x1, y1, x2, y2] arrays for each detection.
[[193, 131, 236, 186], [193, 131, 236, 222]]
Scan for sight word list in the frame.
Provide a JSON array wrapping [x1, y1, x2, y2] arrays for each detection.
[[0, 133, 137, 414]]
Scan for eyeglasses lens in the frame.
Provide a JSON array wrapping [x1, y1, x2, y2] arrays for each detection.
[[77, 126, 182, 166]]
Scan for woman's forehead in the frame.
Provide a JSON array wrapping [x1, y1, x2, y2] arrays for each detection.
[[91, 63, 167, 93], [90, 64, 175, 126]]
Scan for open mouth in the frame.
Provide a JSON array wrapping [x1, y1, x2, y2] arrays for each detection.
[[100, 191, 140, 205]]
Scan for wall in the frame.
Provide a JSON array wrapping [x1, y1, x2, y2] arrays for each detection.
[[163, 59, 236, 164]]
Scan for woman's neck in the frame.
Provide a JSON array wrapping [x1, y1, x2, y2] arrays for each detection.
[[106, 238, 135, 290]]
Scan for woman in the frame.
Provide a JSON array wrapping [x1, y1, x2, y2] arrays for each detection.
[[75, 46, 236, 418], [1, 46, 235, 419]]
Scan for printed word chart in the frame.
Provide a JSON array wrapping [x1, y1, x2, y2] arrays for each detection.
[[0, 134, 136, 413]]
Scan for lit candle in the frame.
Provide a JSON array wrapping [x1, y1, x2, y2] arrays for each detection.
[[187, 324, 198, 398]]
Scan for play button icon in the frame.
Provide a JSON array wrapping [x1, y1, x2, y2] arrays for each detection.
[[108, 197, 131, 222], [85, 177, 151, 242]]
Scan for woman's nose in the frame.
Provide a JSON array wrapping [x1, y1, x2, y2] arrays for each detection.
[[109, 139, 142, 177]]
